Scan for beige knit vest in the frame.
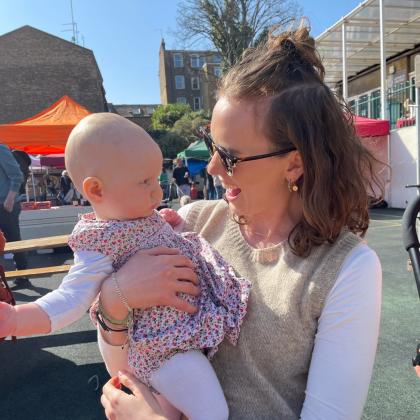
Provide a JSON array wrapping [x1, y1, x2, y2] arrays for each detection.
[[184, 200, 361, 419]]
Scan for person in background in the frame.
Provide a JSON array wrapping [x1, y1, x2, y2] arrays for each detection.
[[11, 149, 31, 199], [59, 170, 73, 204], [38, 176, 47, 202], [45, 175, 58, 201], [172, 158, 190, 197], [0, 144, 30, 289], [158, 166, 170, 201], [179, 195, 191, 207], [213, 175, 224, 199], [205, 170, 216, 200]]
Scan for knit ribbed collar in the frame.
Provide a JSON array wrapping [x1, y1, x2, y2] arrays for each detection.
[[224, 211, 288, 264]]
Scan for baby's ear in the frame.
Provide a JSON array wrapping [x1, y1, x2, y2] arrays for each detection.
[[82, 177, 103, 203]]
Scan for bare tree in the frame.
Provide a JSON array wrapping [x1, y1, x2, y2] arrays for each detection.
[[176, 0, 302, 68]]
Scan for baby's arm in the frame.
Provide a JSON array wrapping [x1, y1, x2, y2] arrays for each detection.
[[0, 251, 113, 338]]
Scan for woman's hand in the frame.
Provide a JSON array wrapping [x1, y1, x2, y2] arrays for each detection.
[[100, 246, 200, 321], [101, 371, 166, 420]]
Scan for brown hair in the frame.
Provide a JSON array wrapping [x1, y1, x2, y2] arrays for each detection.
[[219, 23, 383, 257]]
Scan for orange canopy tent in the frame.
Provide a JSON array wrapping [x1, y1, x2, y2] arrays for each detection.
[[0, 95, 91, 155]]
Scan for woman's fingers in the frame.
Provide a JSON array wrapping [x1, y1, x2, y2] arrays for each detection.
[[162, 254, 195, 269], [100, 394, 114, 420], [144, 246, 180, 256], [172, 267, 199, 285], [175, 279, 200, 297], [117, 370, 143, 397], [170, 296, 198, 314]]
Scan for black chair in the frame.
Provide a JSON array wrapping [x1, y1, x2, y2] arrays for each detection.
[[402, 190, 420, 367]]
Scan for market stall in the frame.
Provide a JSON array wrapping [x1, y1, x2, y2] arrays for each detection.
[[0, 95, 91, 154], [0, 96, 93, 235], [177, 139, 210, 176]]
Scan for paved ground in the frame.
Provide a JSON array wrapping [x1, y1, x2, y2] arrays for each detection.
[[0, 208, 420, 419]]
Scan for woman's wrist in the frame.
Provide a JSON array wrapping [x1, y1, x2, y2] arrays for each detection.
[[101, 274, 130, 321]]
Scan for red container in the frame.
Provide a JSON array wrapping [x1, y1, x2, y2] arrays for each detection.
[[35, 201, 52, 209], [21, 201, 37, 211], [190, 185, 198, 200]]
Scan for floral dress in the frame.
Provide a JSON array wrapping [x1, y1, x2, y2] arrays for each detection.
[[68, 211, 251, 385]]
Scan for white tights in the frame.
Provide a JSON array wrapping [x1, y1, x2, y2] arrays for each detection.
[[98, 330, 228, 420]]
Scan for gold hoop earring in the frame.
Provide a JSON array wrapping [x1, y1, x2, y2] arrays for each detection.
[[287, 179, 298, 192]]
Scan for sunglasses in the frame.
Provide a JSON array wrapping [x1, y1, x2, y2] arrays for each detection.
[[199, 128, 297, 176]]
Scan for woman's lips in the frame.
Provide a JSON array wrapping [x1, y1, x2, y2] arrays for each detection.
[[225, 188, 242, 201]]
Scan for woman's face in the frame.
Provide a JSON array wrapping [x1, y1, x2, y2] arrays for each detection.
[[208, 96, 299, 220]]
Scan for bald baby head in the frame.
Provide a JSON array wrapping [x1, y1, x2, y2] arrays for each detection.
[[65, 113, 162, 192]]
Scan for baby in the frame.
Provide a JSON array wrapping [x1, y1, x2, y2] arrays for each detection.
[[0, 113, 251, 420]]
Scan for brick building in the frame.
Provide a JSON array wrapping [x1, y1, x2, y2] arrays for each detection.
[[159, 39, 222, 113], [108, 103, 159, 130], [0, 26, 107, 124]]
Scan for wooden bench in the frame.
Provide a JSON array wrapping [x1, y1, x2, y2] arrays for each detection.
[[5, 265, 71, 280], [3, 235, 71, 280]]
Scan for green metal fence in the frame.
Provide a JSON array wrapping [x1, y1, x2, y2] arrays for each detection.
[[348, 79, 416, 129]]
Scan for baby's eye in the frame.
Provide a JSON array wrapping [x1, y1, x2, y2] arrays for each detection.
[[140, 178, 152, 185]]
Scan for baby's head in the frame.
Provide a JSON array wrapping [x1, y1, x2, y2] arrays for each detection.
[[65, 113, 163, 220]]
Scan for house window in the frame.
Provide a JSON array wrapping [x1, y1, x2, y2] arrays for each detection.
[[212, 54, 222, 64], [175, 75, 185, 89], [358, 94, 369, 117], [191, 77, 200, 90], [370, 90, 381, 119], [131, 108, 142, 116], [199, 56, 206, 67], [191, 54, 200, 68], [176, 97, 187, 104], [193, 96, 201, 111], [348, 99, 357, 114], [411, 75, 416, 103], [173, 54, 183, 68], [214, 67, 222, 77]]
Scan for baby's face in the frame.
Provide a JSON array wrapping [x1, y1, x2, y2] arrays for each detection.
[[99, 139, 163, 220]]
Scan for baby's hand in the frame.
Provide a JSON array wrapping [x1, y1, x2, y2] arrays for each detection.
[[159, 208, 183, 228], [0, 302, 17, 340]]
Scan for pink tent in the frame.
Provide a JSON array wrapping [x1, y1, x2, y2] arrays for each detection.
[[354, 115, 390, 138], [353, 116, 390, 202]]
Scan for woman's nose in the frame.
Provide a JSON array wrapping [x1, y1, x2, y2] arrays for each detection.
[[207, 153, 221, 176]]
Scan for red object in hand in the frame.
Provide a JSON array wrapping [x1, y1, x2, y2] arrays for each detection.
[[0, 230, 5, 252], [190, 185, 198, 200], [159, 208, 182, 228]]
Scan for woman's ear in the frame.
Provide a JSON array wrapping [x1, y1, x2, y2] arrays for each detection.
[[285, 151, 304, 182], [82, 177, 103, 203]]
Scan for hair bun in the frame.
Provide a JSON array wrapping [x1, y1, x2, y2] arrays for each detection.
[[268, 21, 324, 82]]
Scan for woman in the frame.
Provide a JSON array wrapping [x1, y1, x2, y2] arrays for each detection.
[[98, 24, 382, 419]]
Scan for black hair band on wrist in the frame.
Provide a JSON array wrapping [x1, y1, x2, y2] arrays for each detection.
[[96, 309, 128, 333]]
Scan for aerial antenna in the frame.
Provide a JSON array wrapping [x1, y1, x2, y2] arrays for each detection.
[[70, 0, 77, 44], [62, 0, 79, 44]]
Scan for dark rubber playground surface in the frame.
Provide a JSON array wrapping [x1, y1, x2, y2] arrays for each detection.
[[1, 208, 420, 419]]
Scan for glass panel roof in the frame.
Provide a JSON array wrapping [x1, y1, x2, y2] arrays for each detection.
[[316, 0, 420, 85]]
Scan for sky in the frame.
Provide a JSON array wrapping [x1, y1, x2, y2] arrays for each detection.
[[0, 0, 361, 105]]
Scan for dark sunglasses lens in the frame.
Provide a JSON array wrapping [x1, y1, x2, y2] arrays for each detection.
[[203, 135, 215, 156], [218, 150, 233, 176]]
